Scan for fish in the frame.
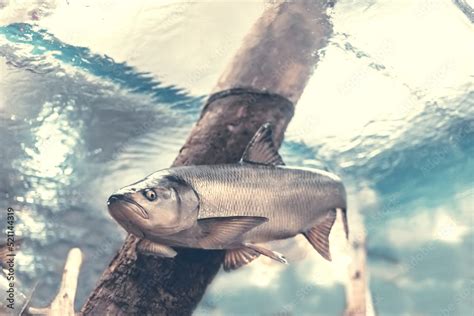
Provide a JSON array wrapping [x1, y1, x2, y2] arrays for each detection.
[[107, 123, 348, 271]]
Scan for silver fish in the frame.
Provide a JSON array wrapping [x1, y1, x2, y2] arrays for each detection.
[[108, 124, 348, 271]]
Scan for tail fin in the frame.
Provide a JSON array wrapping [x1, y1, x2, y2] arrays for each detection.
[[340, 208, 349, 239]]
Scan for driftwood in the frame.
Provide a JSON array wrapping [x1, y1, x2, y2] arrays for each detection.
[[0, 247, 82, 315], [80, 1, 334, 315], [28, 248, 83, 316]]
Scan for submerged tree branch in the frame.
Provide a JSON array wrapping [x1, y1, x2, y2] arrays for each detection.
[[81, 1, 334, 315], [28, 248, 83, 316]]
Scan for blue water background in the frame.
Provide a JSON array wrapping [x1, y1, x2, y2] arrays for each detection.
[[0, 2, 473, 315]]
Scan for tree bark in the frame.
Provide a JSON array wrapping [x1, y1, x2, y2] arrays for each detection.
[[81, 1, 333, 315]]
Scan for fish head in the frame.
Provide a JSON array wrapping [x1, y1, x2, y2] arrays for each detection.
[[107, 171, 199, 237]]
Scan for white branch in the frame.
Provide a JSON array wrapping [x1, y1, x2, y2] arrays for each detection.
[[28, 248, 83, 316]]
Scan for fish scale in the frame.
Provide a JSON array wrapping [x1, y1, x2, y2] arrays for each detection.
[[170, 163, 345, 243]]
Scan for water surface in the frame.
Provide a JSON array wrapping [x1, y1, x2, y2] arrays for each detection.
[[0, 1, 473, 315]]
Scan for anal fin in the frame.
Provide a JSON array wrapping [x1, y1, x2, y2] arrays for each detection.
[[243, 243, 288, 265], [224, 248, 260, 272], [303, 208, 337, 261], [137, 239, 177, 258]]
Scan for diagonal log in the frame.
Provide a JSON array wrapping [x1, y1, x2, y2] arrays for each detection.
[[81, 1, 333, 315]]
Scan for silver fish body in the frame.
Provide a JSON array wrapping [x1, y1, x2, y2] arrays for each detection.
[[167, 164, 346, 246]]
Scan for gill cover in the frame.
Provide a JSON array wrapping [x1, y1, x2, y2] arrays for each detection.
[[144, 174, 200, 235]]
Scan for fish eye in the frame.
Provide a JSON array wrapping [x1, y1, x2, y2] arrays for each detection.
[[143, 189, 157, 202]]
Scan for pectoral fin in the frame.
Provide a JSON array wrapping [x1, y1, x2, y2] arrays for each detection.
[[241, 123, 285, 166], [137, 239, 177, 258], [243, 243, 288, 264], [224, 248, 260, 272], [303, 208, 337, 261], [197, 216, 268, 249]]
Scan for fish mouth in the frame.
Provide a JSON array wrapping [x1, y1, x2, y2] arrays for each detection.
[[108, 206, 145, 238], [108, 194, 149, 219]]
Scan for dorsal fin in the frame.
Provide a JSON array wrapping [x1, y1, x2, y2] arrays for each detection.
[[241, 123, 285, 166]]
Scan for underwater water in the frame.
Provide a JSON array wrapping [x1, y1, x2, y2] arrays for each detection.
[[0, 1, 473, 315]]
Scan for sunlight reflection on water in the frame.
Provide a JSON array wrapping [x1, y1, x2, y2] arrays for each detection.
[[0, 0, 473, 314]]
